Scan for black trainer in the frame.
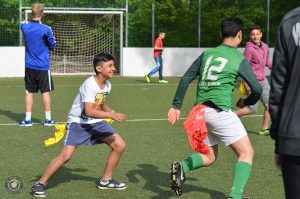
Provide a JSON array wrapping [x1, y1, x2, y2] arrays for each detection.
[[97, 178, 127, 190], [30, 182, 45, 197], [170, 161, 186, 196]]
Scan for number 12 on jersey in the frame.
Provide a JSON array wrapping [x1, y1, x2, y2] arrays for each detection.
[[202, 56, 228, 81]]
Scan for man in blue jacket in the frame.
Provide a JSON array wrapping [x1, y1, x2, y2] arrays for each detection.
[[20, 3, 56, 126]]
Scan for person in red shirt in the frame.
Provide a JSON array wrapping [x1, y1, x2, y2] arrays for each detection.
[[145, 32, 168, 84]]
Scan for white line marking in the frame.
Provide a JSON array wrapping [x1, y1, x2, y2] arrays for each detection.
[[0, 115, 263, 126], [0, 83, 183, 88]]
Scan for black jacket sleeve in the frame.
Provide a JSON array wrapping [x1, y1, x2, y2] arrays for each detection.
[[269, 22, 290, 153], [238, 59, 262, 106], [172, 54, 202, 109]]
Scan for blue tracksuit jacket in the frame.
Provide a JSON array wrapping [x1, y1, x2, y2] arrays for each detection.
[[21, 20, 56, 71]]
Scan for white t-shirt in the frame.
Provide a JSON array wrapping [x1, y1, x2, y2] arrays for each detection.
[[67, 76, 111, 124]]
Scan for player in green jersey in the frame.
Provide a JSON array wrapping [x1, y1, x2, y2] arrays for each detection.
[[168, 17, 262, 199]]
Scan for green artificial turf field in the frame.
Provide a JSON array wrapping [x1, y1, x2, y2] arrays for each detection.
[[0, 76, 283, 198]]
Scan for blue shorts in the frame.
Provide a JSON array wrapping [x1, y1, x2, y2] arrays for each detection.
[[64, 121, 116, 146]]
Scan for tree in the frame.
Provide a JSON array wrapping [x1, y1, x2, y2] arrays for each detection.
[[0, 0, 19, 46], [1, 0, 300, 47]]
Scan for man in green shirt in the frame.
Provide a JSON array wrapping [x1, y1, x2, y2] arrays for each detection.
[[168, 17, 262, 199]]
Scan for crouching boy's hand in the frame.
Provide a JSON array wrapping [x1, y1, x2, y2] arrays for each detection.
[[110, 112, 127, 123]]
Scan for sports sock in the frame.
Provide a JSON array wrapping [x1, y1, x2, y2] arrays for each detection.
[[100, 180, 109, 185], [45, 111, 51, 120], [25, 112, 31, 121], [180, 153, 204, 173], [37, 181, 45, 185], [100, 176, 112, 184], [229, 161, 252, 199]]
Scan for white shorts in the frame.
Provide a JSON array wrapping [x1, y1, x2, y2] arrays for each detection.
[[204, 107, 247, 146]]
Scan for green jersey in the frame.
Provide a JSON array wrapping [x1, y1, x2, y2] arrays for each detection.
[[172, 44, 262, 111]]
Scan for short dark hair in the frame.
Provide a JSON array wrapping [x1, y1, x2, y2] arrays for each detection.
[[221, 17, 244, 38], [93, 53, 115, 74], [249, 24, 261, 34]]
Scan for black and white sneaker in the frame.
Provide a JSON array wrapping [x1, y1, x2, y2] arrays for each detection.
[[30, 182, 45, 197], [97, 178, 127, 190], [170, 161, 186, 196]]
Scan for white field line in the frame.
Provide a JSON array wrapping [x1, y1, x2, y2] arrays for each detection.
[[1, 83, 181, 88], [0, 115, 263, 126]]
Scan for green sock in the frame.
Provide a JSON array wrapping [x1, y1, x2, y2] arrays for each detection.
[[229, 161, 252, 199], [180, 153, 204, 173]]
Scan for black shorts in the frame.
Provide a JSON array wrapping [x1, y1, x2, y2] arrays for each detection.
[[25, 68, 54, 93]]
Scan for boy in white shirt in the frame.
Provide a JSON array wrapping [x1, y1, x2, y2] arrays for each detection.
[[31, 53, 127, 197]]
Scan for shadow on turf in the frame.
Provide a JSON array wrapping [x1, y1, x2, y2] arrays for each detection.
[[247, 130, 260, 136], [0, 109, 41, 124], [136, 79, 148, 83], [126, 164, 226, 199], [135, 79, 161, 84], [33, 167, 97, 189]]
